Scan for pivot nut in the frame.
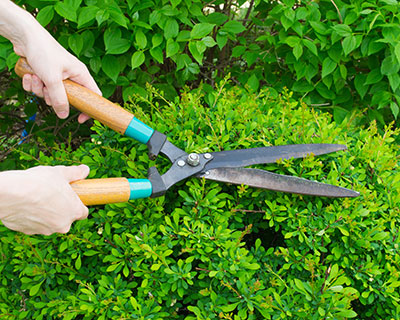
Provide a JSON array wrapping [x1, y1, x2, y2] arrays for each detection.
[[187, 153, 200, 167]]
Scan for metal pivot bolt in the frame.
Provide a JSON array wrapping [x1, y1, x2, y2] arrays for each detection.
[[204, 153, 212, 159], [177, 160, 186, 167], [187, 153, 200, 166]]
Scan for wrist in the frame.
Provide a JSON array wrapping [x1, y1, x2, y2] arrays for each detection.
[[0, 1, 44, 56], [0, 170, 21, 220]]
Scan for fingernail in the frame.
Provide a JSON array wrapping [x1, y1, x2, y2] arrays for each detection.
[[58, 111, 68, 119]]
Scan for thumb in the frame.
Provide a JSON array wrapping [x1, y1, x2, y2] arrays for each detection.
[[60, 165, 90, 183]]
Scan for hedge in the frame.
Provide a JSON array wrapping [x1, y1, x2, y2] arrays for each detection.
[[0, 84, 399, 319], [1, 0, 400, 148]]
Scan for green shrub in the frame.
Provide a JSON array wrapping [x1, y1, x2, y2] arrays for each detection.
[[1, 0, 400, 149], [0, 84, 399, 319]]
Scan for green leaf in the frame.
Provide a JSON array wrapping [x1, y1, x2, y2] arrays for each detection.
[[104, 28, 131, 55], [166, 39, 180, 58], [292, 80, 314, 92], [310, 21, 329, 35], [102, 55, 120, 82], [395, 43, 400, 64], [78, 6, 98, 27], [343, 35, 357, 56], [170, 0, 182, 8], [106, 262, 121, 272], [220, 302, 240, 312], [96, 10, 109, 26], [206, 12, 228, 25], [338, 226, 349, 236], [152, 34, 163, 48], [150, 47, 163, 63], [59, 241, 68, 253], [108, 7, 128, 28], [285, 36, 300, 47], [388, 73, 400, 91], [196, 41, 206, 54], [216, 33, 228, 49], [333, 106, 349, 123], [164, 18, 179, 39], [339, 64, 347, 79], [293, 43, 303, 60], [372, 232, 389, 241], [202, 36, 217, 47], [336, 310, 357, 318], [232, 46, 246, 57], [222, 20, 246, 34], [36, 6, 54, 26], [191, 23, 215, 40], [390, 101, 399, 118], [164, 268, 174, 274], [381, 55, 399, 75], [55, 2, 77, 22], [280, 15, 293, 30], [380, 0, 398, 5], [135, 30, 147, 50], [332, 24, 352, 37], [68, 34, 83, 56], [189, 41, 203, 64], [90, 57, 101, 74], [302, 39, 317, 56], [131, 51, 145, 69], [247, 74, 259, 91], [284, 8, 295, 22], [316, 82, 336, 99], [29, 280, 44, 296], [365, 68, 383, 85], [294, 279, 306, 292], [354, 74, 369, 98], [75, 255, 82, 270], [322, 57, 337, 78]]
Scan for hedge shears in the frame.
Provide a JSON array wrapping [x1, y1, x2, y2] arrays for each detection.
[[16, 58, 359, 205]]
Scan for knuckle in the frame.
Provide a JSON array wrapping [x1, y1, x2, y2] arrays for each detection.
[[57, 224, 71, 234]]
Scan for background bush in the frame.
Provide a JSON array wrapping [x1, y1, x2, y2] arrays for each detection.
[[1, 0, 400, 153], [0, 85, 399, 319]]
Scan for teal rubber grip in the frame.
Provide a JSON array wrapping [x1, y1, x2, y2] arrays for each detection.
[[124, 117, 154, 144], [128, 179, 152, 199]]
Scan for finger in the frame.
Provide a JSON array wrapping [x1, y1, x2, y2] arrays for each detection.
[[22, 74, 32, 92], [61, 164, 90, 183], [75, 205, 89, 220], [44, 78, 69, 119], [78, 113, 91, 123], [31, 75, 44, 98], [57, 224, 71, 234], [69, 67, 102, 96], [43, 87, 52, 106]]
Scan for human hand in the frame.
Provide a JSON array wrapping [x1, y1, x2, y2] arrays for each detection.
[[0, 165, 90, 235], [16, 30, 102, 123], [0, 0, 101, 123]]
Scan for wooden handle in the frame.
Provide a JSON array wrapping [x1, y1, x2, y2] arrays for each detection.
[[15, 57, 134, 135], [70, 178, 131, 205]]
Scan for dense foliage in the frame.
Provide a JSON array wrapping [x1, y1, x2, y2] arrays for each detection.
[[1, 0, 400, 149], [0, 85, 399, 319]]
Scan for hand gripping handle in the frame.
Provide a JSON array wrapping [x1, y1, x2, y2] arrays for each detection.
[[15, 57, 154, 144]]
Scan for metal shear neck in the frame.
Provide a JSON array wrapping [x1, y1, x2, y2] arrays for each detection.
[[148, 153, 214, 198]]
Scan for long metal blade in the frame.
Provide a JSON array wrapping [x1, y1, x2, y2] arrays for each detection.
[[205, 144, 347, 170], [198, 167, 359, 198]]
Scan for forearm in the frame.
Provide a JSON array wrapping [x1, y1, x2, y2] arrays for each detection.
[[0, 0, 48, 56]]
